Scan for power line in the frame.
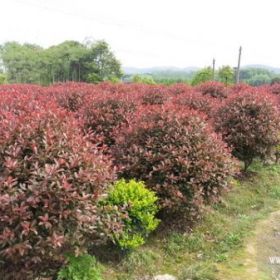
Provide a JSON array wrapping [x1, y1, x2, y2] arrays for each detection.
[[10, 0, 235, 49]]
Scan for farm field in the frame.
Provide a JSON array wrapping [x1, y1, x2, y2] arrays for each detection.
[[1, 81, 280, 279]]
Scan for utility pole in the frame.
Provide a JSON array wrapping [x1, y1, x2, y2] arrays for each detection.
[[212, 58, 216, 81], [236, 46, 242, 84]]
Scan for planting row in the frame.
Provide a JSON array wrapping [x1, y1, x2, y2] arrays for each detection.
[[1, 81, 280, 279]]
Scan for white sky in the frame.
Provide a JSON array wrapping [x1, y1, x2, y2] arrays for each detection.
[[1, 0, 279, 68]]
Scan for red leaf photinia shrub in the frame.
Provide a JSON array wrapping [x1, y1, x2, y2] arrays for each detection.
[[113, 104, 236, 221], [228, 83, 253, 95], [141, 86, 170, 105], [174, 91, 218, 117], [269, 83, 280, 95], [215, 91, 280, 170], [47, 82, 98, 112], [80, 94, 136, 147], [0, 105, 115, 279], [196, 81, 227, 98]]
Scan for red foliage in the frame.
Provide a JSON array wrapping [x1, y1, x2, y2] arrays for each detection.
[[141, 87, 170, 105], [113, 104, 236, 219], [228, 83, 253, 95], [79, 93, 136, 147], [215, 91, 280, 170], [168, 83, 193, 95], [269, 83, 280, 95], [2, 81, 276, 275], [196, 81, 227, 98], [0, 102, 115, 279], [173, 90, 218, 117]]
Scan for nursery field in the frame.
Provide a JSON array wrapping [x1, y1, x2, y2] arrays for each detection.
[[1, 81, 280, 280]]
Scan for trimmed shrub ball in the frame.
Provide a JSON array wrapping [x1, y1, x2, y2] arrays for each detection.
[[113, 104, 236, 222], [215, 91, 280, 170]]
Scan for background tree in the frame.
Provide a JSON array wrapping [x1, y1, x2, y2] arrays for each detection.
[[0, 40, 122, 85], [239, 68, 277, 86], [218, 65, 234, 85], [83, 41, 122, 82], [0, 42, 43, 83], [132, 74, 156, 84], [0, 73, 6, 84], [191, 67, 212, 85]]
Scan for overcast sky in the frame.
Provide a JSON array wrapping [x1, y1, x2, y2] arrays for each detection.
[[1, 0, 279, 68]]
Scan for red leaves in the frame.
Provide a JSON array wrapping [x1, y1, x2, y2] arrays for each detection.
[[80, 93, 136, 147], [0, 97, 115, 279], [48, 232, 65, 248], [1, 81, 280, 277], [113, 104, 236, 219], [196, 81, 227, 98], [21, 222, 38, 236], [215, 90, 280, 170], [38, 214, 52, 230]]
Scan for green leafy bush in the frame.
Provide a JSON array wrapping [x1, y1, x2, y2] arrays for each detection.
[[104, 179, 160, 250], [132, 74, 156, 85], [57, 254, 102, 280], [0, 73, 6, 84]]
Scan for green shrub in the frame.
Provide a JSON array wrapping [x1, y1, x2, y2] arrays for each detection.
[[104, 179, 160, 250], [132, 74, 156, 85], [57, 254, 102, 280], [0, 73, 6, 84]]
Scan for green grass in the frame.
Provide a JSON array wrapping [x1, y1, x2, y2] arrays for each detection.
[[100, 162, 280, 280]]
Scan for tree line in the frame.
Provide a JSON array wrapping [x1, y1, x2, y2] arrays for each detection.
[[127, 66, 280, 86], [0, 40, 123, 85], [1, 40, 280, 86]]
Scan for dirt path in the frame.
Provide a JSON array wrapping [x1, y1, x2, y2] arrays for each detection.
[[251, 210, 280, 279], [218, 210, 280, 280]]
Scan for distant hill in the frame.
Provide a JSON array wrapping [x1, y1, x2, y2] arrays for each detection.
[[242, 65, 280, 74], [123, 66, 199, 75], [123, 65, 280, 75]]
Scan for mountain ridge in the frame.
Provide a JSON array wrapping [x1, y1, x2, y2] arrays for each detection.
[[123, 65, 280, 74]]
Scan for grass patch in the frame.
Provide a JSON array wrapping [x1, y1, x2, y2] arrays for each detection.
[[101, 162, 280, 279]]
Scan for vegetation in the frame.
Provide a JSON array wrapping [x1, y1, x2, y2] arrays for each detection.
[[125, 66, 280, 86], [196, 81, 227, 98], [80, 94, 136, 147], [0, 40, 122, 84], [215, 91, 280, 170], [103, 179, 159, 250], [103, 163, 280, 279], [113, 104, 236, 220], [191, 67, 213, 85], [132, 74, 156, 85], [240, 67, 279, 86], [58, 254, 102, 280], [1, 82, 280, 279], [218, 65, 235, 84], [0, 73, 6, 84], [0, 99, 115, 279]]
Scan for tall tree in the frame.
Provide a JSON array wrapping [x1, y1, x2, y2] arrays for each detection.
[[191, 67, 213, 85], [83, 41, 123, 83], [218, 66, 234, 85]]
